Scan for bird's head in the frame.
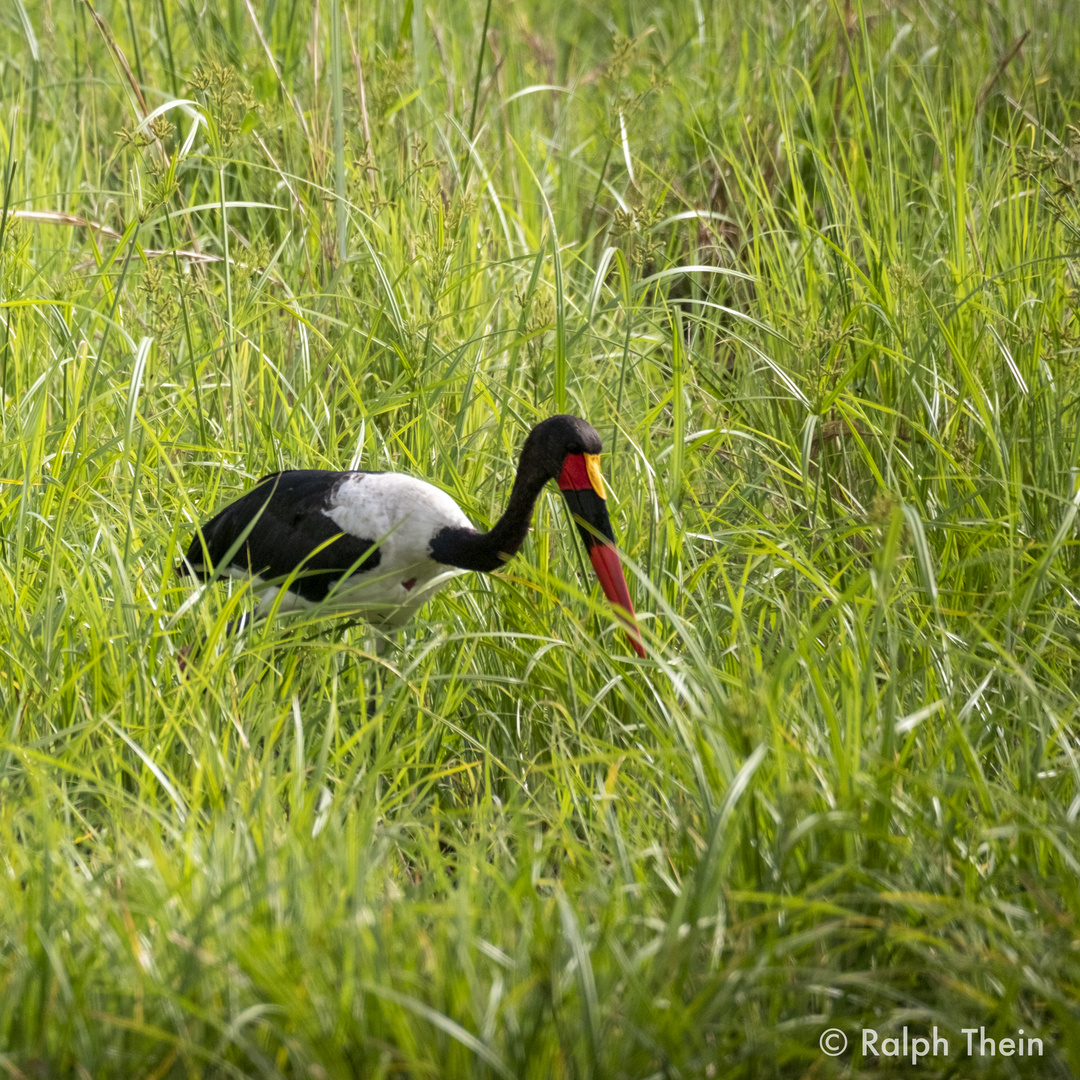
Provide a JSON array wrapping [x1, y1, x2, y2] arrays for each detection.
[[517, 414, 604, 477], [521, 415, 646, 658]]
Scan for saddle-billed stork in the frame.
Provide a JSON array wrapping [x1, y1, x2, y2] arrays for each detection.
[[179, 415, 646, 656]]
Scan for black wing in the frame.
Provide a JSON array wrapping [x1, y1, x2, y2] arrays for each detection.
[[181, 470, 381, 603]]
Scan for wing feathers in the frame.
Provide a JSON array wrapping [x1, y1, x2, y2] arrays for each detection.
[[183, 471, 381, 603]]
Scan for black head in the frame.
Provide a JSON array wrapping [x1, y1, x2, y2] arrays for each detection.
[[445, 411, 644, 656], [519, 415, 604, 481]]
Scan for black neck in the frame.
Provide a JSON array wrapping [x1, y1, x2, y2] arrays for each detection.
[[429, 455, 553, 572]]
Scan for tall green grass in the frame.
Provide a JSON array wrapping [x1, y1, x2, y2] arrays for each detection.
[[2, 0, 1080, 1075]]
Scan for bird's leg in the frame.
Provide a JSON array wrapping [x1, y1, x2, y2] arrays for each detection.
[[223, 610, 254, 638], [364, 629, 396, 721], [364, 631, 383, 721], [364, 678, 378, 723], [372, 629, 393, 659], [177, 609, 256, 674]]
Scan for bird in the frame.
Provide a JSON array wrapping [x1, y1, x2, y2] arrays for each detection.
[[178, 415, 646, 657]]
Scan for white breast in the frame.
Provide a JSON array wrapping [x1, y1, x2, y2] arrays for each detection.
[[325, 472, 474, 553]]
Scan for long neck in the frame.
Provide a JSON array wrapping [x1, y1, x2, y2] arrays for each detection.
[[430, 457, 553, 572]]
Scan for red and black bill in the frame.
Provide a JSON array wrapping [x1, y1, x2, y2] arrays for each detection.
[[558, 453, 646, 657]]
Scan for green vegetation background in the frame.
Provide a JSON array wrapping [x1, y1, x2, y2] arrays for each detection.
[[1, 0, 1079, 1075]]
